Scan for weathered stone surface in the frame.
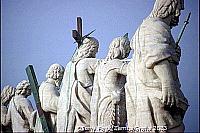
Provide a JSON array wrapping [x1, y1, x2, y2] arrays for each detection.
[[125, 0, 188, 132], [57, 37, 99, 132], [3, 80, 35, 132], [34, 64, 64, 132], [1, 85, 15, 132], [1, 1, 190, 132], [90, 34, 130, 132]]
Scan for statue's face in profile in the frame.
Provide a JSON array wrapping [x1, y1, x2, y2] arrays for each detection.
[[170, 0, 184, 27], [55, 72, 64, 87], [90, 45, 98, 58], [25, 86, 31, 97]]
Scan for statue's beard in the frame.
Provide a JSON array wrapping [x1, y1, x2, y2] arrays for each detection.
[[89, 52, 96, 58], [55, 79, 61, 87], [25, 93, 31, 97], [170, 16, 179, 27]]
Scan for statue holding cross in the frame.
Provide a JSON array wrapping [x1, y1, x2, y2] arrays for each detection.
[[57, 17, 99, 132]]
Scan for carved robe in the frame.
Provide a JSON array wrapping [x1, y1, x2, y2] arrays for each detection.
[[126, 17, 188, 129], [1, 105, 12, 132], [57, 58, 97, 132], [34, 81, 60, 132], [90, 59, 127, 131], [5, 95, 34, 132]]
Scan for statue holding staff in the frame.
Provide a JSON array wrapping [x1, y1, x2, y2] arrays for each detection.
[[126, 0, 189, 132]]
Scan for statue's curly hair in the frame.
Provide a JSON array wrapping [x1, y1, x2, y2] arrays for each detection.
[[149, 0, 184, 18], [1, 85, 15, 106], [15, 80, 30, 95], [46, 63, 65, 80], [106, 36, 130, 60], [73, 37, 99, 61]]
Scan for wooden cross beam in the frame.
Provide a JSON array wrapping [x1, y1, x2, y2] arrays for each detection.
[[72, 17, 82, 48]]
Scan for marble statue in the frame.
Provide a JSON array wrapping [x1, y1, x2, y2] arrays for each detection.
[[57, 37, 99, 132], [90, 34, 130, 132], [3, 80, 35, 132], [126, 0, 188, 132], [1, 85, 15, 132], [34, 63, 64, 132]]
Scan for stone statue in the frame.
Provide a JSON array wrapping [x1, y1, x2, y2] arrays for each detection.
[[57, 37, 99, 132], [34, 63, 64, 132], [1, 85, 15, 132], [126, 0, 188, 132], [4, 80, 35, 132], [90, 34, 130, 132]]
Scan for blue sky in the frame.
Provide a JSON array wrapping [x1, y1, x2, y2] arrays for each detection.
[[1, 0, 199, 132]]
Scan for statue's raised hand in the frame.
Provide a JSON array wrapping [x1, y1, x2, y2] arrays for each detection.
[[176, 45, 181, 61]]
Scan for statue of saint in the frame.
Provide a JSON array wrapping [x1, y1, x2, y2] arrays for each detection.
[[126, 0, 188, 132], [34, 63, 64, 132], [4, 80, 35, 132], [57, 37, 99, 132], [1, 85, 15, 132], [90, 34, 130, 132]]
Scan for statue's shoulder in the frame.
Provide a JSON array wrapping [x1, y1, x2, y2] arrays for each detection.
[[142, 18, 170, 32], [39, 81, 55, 92], [110, 59, 125, 66], [40, 81, 55, 90], [15, 95, 31, 106], [77, 58, 98, 67], [101, 59, 124, 69], [80, 58, 97, 63]]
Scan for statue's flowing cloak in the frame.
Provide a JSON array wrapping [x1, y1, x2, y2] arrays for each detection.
[[7, 96, 34, 132], [90, 60, 100, 129], [57, 61, 76, 132], [57, 58, 96, 132], [126, 17, 188, 129]]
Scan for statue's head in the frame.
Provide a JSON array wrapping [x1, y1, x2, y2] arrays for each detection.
[[75, 37, 99, 60], [150, 0, 184, 27], [46, 63, 65, 87], [1, 85, 15, 106], [106, 34, 130, 60], [15, 80, 31, 97]]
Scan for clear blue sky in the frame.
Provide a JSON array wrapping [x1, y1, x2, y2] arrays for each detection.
[[1, 0, 199, 132]]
